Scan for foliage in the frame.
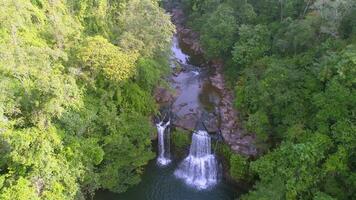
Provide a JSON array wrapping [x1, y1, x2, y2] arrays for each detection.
[[0, 0, 173, 199], [182, 0, 356, 199], [232, 24, 271, 68], [99, 113, 155, 193], [214, 142, 233, 161], [136, 58, 169, 92], [214, 143, 252, 182], [118, 0, 175, 57], [229, 154, 249, 181], [0, 178, 39, 200], [171, 128, 191, 156], [200, 3, 238, 59], [77, 36, 138, 82]]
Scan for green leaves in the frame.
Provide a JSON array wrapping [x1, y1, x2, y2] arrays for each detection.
[[78, 36, 138, 82], [232, 25, 270, 68], [200, 3, 238, 59], [246, 111, 270, 143], [118, 0, 175, 57], [229, 154, 249, 181], [182, 0, 356, 199], [136, 58, 167, 92], [1, 0, 172, 198], [0, 177, 39, 200], [249, 134, 333, 199], [99, 113, 155, 193]]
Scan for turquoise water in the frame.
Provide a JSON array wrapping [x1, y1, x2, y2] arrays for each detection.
[[94, 159, 239, 200]]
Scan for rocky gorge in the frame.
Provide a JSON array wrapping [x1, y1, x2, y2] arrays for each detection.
[[154, 7, 257, 157]]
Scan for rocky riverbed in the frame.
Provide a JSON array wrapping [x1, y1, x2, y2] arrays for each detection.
[[154, 7, 257, 157]]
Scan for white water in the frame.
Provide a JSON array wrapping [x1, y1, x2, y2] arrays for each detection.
[[157, 120, 171, 166], [192, 70, 200, 76], [171, 36, 189, 64], [174, 130, 218, 189]]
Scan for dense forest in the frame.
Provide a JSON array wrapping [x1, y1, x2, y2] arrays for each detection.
[[0, 0, 174, 199], [1, 0, 355, 200], [177, 0, 356, 199]]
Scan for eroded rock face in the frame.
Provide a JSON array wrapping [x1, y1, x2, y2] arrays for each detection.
[[201, 113, 219, 133], [210, 61, 257, 156]]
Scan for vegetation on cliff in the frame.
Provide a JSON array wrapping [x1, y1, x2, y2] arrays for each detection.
[[179, 0, 355, 199]]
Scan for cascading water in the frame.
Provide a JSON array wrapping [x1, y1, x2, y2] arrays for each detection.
[[174, 130, 218, 189], [157, 120, 171, 166]]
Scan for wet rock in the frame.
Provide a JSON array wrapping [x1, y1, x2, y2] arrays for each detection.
[[179, 103, 188, 107], [173, 113, 198, 130], [173, 65, 183, 76], [169, 7, 257, 157], [171, 8, 204, 56], [202, 116, 219, 133], [154, 87, 174, 104]]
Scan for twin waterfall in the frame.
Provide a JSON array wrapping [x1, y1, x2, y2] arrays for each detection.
[[156, 122, 219, 189], [155, 35, 219, 190]]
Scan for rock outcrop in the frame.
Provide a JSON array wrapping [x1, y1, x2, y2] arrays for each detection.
[[210, 60, 257, 156], [171, 8, 203, 55]]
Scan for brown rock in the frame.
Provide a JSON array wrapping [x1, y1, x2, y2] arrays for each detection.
[[154, 87, 174, 103], [173, 114, 198, 130]]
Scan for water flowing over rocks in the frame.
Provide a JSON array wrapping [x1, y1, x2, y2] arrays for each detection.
[[167, 8, 257, 157], [171, 8, 203, 56], [157, 120, 172, 166], [174, 130, 218, 189]]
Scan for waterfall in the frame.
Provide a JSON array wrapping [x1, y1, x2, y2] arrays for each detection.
[[174, 130, 218, 189], [157, 120, 171, 166]]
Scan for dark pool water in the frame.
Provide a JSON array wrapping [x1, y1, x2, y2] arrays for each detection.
[[94, 159, 238, 200]]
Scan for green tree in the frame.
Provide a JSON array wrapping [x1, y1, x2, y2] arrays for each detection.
[[200, 3, 238, 58], [118, 0, 175, 57], [77, 36, 138, 83], [1, 0, 173, 198], [232, 24, 270, 68]]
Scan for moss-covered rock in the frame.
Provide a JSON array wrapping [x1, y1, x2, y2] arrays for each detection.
[[171, 128, 191, 157], [214, 143, 252, 182]]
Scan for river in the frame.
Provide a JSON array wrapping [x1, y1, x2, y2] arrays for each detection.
[[93, 35, 242, 200]]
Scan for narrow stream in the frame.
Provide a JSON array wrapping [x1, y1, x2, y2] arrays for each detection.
[[94, 36, 239, 200]]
